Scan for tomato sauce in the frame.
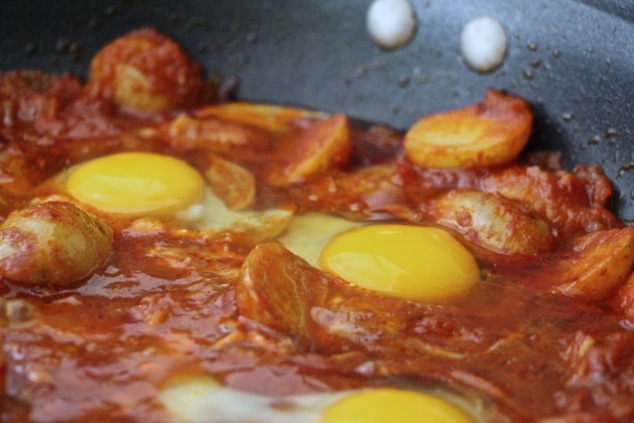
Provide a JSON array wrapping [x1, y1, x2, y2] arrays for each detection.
[[1, 39, 633, 423]]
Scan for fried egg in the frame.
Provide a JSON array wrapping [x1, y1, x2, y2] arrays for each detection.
[[159, 375, 479, 423], [54, 152, 293, 240], [277, 214, 479, 304]]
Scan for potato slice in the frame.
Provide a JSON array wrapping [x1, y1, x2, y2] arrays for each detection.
[[165, 114, 271, 153], [404, 90, 532, 168], [267, 114, 351, 186], [424, 189, 554, 255], [236, 243, 489, 357], [554, 228, 634, 299], [88, 28, 203, 112], [236, 242, 411, 353], [236, 242, 322, 350], [196, 102, 327, 134], [0, 201, 113, 285], [204, 155, 256, 211]]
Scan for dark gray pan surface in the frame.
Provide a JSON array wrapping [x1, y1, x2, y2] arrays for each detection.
[[1, 0, 633, 219]]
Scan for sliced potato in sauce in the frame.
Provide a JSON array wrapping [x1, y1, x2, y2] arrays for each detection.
[[423, 189, 554, 255], [0, 201, 113, 285], [164, 114, 272, 153], [196, 102, 328, 134], [267, 114, 352, 186], [554, 228, 634, 299], [404, 90, 532, 169], [204, 155, 256, 211], [87, 28, 203, 112]]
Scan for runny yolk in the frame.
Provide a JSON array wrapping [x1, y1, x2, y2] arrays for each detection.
[[66, 152, 204, 216], [320, 388, 475, 423], [319, 225, 479, 304]]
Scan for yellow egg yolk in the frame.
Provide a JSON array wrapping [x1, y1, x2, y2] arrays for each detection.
[[319, 225, 479, 303], [66, 152, 204, 216], [320, 388, 474, 423]]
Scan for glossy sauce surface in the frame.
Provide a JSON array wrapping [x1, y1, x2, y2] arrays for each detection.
[[1, 47, 633, 423]]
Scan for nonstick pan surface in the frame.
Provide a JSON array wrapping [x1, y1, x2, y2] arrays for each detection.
[[1, 0, 633, 219]]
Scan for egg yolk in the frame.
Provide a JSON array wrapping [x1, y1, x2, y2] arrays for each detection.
[[320, 388, 474, 423], [319, 225, 479, 303], [66, 152, 204, 216]]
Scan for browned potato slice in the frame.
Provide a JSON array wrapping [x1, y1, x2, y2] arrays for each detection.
[[236, 242, 322, 350], [165, 114, 271, 153], [554, 228, 634, 299], [88, 28, 203, 112], [236, 242, 410, 353], [204, 155, 256, 210], [404, 90, 532, 168], [236, 243, 494, 358], [424, 189, 554, 255], [267, 114, 351, 186], [0, 201, 113, 285], [196, 102, 328, 134]]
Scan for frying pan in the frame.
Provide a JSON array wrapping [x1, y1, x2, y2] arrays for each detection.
[[1, 0, 633, 220]]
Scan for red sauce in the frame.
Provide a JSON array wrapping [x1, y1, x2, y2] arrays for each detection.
[[1, 42, 633, 422]]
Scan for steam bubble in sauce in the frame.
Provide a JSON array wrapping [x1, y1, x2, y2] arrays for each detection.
[[460, 16, 507, 73], [366, 0, 417, 50]]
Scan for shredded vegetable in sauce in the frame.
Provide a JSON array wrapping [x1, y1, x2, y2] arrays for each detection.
[[1, 28, 633, 423]]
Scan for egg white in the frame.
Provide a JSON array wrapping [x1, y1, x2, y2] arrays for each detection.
[[159, 375, 486, 423], [275, 212, 366, 267], [159, 375, 350, 423], [176, 186, 294, 241]]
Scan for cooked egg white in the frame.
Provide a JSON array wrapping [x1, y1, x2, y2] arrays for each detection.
[[177, 185, 293, 241], [460, 16, 507, 73], [276, 212, 365, 267], [159, 375, 480, 423], [366, 0, 417, 50], [277, 214, 479, 304]]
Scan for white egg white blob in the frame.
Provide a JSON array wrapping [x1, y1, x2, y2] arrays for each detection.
[[460, 16, 507, 73], [176, 186, 293, 240], [159, 376, 351, 423], [159, 376, 486, 423], [276, 213, 365, 267], [366, 0, 417, 50]]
